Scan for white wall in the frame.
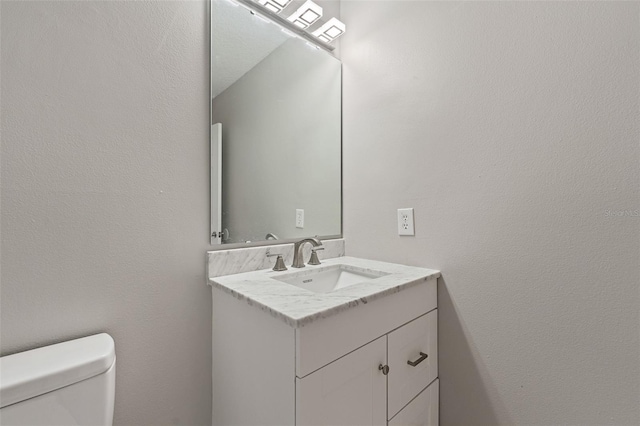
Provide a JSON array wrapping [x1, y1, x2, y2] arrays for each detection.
[[1, 1, 212, 424], [212, 38, 341, 243], [341, 1, 639, 425]]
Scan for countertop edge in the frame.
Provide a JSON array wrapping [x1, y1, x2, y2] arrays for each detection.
[[209, 270, 440, 328]]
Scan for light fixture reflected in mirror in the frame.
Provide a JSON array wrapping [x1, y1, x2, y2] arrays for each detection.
[[257, 0, 291, 14], [286, 0, 322, 29], [246, 0, 344, 47], [312, 17, 346, 43]]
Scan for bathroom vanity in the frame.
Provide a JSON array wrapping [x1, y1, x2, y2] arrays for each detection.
[[209, 256, 440, 426]]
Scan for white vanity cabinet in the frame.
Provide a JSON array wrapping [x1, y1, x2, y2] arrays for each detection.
[[296, 310, 438, 425], [210, 257, 440, 426]]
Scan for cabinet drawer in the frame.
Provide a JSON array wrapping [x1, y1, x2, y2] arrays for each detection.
[[387, 310, 438, 419], [388, 379, 439, 426]]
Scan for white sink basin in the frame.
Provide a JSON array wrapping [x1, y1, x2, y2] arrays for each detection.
[[273, 264, 389, 294]]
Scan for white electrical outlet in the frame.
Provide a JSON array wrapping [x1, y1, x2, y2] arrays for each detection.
[[296, 209, 304, 229], [397, 208, 415, 236]]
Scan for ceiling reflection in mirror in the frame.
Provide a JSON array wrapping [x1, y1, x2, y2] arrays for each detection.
[[211, 0, 342, 245]]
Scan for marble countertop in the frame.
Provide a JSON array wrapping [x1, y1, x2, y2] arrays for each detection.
[[208, 256, 440, 328]]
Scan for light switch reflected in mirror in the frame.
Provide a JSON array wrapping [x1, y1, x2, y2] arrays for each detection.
[[210, 0, 342, 246]]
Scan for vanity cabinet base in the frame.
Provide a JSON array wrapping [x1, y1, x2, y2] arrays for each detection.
[[212, 290, 295, 426], [212, 278, 439, 426]]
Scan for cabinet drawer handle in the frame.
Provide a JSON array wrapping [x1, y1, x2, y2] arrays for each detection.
[[378, 364, 390, 375], [407, 352, 428, 367]]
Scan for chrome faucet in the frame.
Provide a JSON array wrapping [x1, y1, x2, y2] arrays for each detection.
[[291, 237, 323, 268]]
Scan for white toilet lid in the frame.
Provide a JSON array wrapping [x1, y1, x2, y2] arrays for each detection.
[[0, 333, 115, 408]]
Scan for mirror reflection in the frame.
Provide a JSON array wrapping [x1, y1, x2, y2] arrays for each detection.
[[211, 0, 342, 245]]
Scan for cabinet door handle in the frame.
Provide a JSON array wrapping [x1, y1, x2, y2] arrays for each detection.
[[378, 364, 389, 375], [407, 352, 428, 367]]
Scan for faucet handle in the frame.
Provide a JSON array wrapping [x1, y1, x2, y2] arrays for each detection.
[[307, 247, 324, 266], [267, 252, 288, 271]]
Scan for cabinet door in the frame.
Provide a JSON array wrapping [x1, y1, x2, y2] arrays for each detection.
[[296, 336, 387, 426], [388, 310, 438, 418], [388, 379, 439, 426]]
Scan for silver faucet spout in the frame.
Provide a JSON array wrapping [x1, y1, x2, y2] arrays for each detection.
[[292, 237, 322, 268]]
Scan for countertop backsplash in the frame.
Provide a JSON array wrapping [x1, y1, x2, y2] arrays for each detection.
[[207, 238, 345, 279]]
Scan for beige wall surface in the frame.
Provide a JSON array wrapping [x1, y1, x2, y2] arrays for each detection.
[[341, 1, 639, 425], [1, 1, 212, 424]]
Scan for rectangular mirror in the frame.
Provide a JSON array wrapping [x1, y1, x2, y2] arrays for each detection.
[[211, 0, 342, 246]]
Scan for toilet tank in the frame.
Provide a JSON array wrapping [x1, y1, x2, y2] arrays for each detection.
[[0, 333, 116, 426]]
